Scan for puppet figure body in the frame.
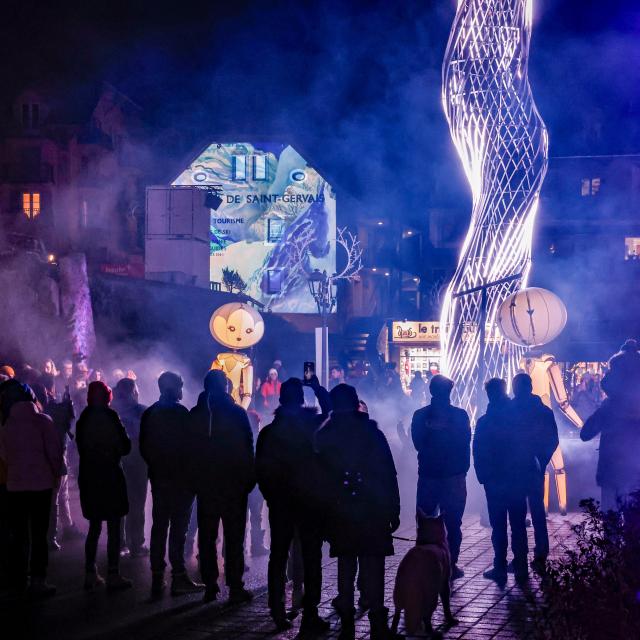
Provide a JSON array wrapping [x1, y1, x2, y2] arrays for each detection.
[[522, 353, 583, 515], [211, 352, 253, 409]]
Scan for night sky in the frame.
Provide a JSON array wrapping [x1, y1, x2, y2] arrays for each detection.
[[2, 0, 639, 219]]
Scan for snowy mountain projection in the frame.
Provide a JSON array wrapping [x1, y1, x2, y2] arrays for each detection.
[[173, 142, 336, 313]]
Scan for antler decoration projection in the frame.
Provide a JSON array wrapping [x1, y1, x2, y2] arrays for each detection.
[[332, 227, 363, 282], [440, 0, 549, 418]]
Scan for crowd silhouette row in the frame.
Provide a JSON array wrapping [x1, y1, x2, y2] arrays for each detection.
[[1, 340, 639, 640]]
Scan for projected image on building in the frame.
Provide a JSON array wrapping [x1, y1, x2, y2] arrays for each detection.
[[173, 142, 336, 313]]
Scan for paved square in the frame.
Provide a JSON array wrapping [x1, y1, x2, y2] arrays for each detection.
[[137, 513, 579, 640]]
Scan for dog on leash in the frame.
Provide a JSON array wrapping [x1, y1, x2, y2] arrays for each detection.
[[392, 512, 459, 637]]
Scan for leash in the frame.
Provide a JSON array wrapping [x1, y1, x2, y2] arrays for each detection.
[[392, 534, 417, 542]]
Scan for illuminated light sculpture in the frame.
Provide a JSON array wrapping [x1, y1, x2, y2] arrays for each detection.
[[440, 0, 549, 419]]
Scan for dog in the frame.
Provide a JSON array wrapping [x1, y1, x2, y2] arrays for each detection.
[[392, 512, 459, 637]]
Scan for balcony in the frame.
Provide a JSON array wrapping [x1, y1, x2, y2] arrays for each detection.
[[1, 163, 54, 184]]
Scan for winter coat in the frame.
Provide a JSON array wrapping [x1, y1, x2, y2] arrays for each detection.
[[189, 391, 255, 498], [315, 411, 400, 557], [0, 401, 63, 492], [581, 398, 640, 489], [43, 396, 75, 475], [260, 381, 282, 412], [411, 399, 471, 479], [112, 399, 146, 442], [76, 406, 131, 520], [113, 398, 147, 473], [509, 393, 559, 476], [473, 397, 539, 488], [140, 398, 192, 489], [256, 405, 323, 509]]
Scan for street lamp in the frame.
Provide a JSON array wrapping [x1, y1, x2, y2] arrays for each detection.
[[307, 269, 336, 387]]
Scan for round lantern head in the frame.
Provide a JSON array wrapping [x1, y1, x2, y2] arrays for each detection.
[[209, 303, 264, 350], [496, 287, 567, 348]]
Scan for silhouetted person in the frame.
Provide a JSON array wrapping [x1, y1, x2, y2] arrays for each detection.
[[601, 339, 640, 404], [256, 376, 330, 632], [411, 374, 471, 579], [0, 381, 63, 598], [76, 381, 132, 591], [190, 370, 255, 603], [316, 384, 401, 640], [247, 409, 267, 557], [580, 343, 640, 510], [112, 378, 148, 558], [140, 372, 203, 597], [409, 371, 427, 409], [35, 374, 82, 550], [511, 373, 559, 572], [474, 378, 528, 584]]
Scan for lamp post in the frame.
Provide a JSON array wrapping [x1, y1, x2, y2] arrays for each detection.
[[307, 269, 336, 388]]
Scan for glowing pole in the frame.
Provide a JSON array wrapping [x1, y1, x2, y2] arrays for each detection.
[[440, 0, 549, 420]]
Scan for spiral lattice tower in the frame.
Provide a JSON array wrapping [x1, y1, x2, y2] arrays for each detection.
[[440, 0, 548, 419]]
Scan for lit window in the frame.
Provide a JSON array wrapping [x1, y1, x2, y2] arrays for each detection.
[[625, 237, 640, 260], [265, 268, 284, 293], [252, 155, 267, 181], [581, 177, 601, 196], [232, 155, 246, 181], [22, 192, 40, 219], [266, 218, 285, 244]]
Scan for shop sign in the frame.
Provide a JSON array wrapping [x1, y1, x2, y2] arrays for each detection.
[[392, 321, 440, 343]]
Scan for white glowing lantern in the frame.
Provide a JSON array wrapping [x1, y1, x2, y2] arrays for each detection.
[[496, 287, 567, 348]]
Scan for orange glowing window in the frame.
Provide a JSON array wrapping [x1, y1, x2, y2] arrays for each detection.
[[22, 192, 40, 218]]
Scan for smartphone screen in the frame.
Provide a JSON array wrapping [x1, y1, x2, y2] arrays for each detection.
[[303, 361, 315, 380]]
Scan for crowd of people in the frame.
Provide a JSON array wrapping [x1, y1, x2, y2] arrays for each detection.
[[0, 341, 639, 639]]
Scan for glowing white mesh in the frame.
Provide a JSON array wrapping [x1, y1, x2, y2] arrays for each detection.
[[440, 0, 548, 419]]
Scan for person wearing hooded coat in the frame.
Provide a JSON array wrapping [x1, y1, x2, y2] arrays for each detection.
[[315, 383, 402, 640], [189, 370, 255, 604], [0, 380, 63, 598], [510, 373, 559, 572], [473, 378, 529, 584], [581, 340, 640, 510], [75, 381, 132, 591], [255, 376, 330, 633], [411, 374, 471, 579]]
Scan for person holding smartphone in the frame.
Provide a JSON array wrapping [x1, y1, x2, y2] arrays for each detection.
[[255, 372, 330, 633]]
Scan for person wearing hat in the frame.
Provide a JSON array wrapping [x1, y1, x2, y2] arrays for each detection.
[[315, 383, 401, 640], [0, 380, 63, 598], [76, 381, 133, 591], [255, 375, 330, 632], [410, 374, 471, 580], [260, 368, 282, 414], [189, 370, 255, 604]]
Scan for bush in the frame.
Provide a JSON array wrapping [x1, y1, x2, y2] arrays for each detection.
[[534, 493, 640, 640]]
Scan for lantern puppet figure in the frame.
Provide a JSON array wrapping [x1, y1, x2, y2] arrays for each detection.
[[209, 302, 264, 409], [497, 288, 582, 516], [520, 353, 582, 515]]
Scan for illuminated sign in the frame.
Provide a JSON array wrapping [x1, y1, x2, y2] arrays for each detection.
[[392, 320, 502, 344], [392, 321, 440, 343], [173, 142, 336, 313]]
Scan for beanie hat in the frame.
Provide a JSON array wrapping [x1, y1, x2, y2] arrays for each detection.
[[279, 378, 304, 406], [329, 383, 359, 412]]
